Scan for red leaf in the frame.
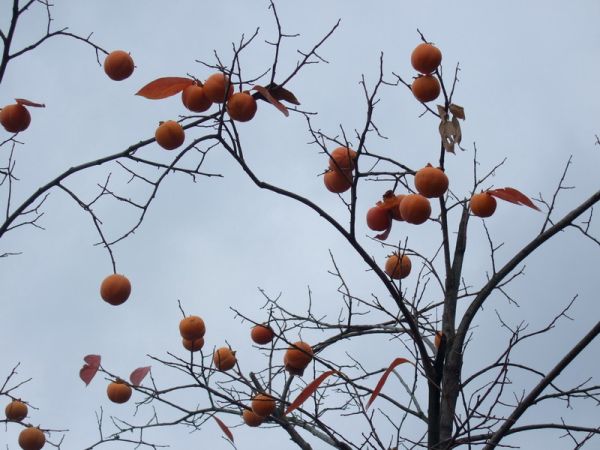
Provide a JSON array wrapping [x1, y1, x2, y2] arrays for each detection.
[[136, 77, 195, 100], [129, 366, 151, 386], [366, 358, 410, 409], [213, 416, 234, 443], [488, 187, 540, 211], [253, 85, 289, 117], [285, 370, 337, 415], [15, 98, 45, 108], [79, 354, 101, 386]]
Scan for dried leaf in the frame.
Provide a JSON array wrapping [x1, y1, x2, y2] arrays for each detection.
[[285, 370, 337, 415], [366, 358, 410, 409], [213, 416, 234, 443], [129, 366, 151, 386], [449, 104, 465, 120], [439, 116, 462, 154], [488, 187, 540, 211], [79, 354, 101, 386], [375, 223, 393, 241], [436, 105, 447, 118], [269, 85, 300, 105], [15, 98, 45, 108], [136, 77, 194, 100], [253, 85, 289, 117]]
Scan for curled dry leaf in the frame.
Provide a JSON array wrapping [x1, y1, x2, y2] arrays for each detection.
[[213, 416, 234, 443], [80, 354, 101, 386], [439, 115, 462, 153], [266, 83, 300, 105], [136, 77, 195, 100], [15, 98, 45, 108], [488, 187, 540, 211], [366, 357, 411, 409], [285, 370, 338, 415], [129, 366, 151, 386], [253, 85, 289, 117], [449, 103, 465, 120]]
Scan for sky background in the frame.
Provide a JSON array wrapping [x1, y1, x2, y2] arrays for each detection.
[[1, 0, 599, 449]]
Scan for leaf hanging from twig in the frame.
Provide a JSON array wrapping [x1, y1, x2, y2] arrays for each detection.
[[285, 370, 338, 415], [449, 104, 465, 120], [268, 84, 300, 105], [488, 187, 540, 211], [129, 366, 151, 386], [253, 85, 289, 117], [79, 354, 101, 386], [366, 358, 411, 409], [136, 77, 195, 99], [213, 416, 234, 443], [15, 98, 45, 108]]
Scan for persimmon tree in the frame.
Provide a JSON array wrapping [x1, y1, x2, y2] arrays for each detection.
[[2, 1, 600, 450]]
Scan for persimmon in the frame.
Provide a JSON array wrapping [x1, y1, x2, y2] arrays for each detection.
[[18, 427, 45, 450], [107, 380, 132, 404], [323, 169, 352, 193], [391, 194, 405, 221], [100, 274, 131, 306], [181, 84, 212, 113], [155, 120, 185, 150], [411, 75, 440, 103], [179, 315, 206, 340], [399, 194, 431, 225], [5, 399, 27, 421], [227, 91, 257, 122], [328, 147, 357, 173], [284, 341, 313, 370], [251, 324, 274, 345], [182, 337, 205, 352], [366, 205, 392, 231], [251, 393, 276, 417], [470, 192, 497, 217], [242, 408, 264, 427], [384, 253, 412, 279], [203, 73, 234, 103], [213, 347, 237, 371], [414, 164, 449, 198], [103, 50, 134, 81], [411, 43, 442, 74], [0, 103, 31, 133]]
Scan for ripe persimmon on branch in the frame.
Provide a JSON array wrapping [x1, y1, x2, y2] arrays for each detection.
[[2, 1, 600, 450]]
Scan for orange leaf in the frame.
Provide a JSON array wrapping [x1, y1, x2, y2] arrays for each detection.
[[129, 366, 151, 386], [15, 98, 45, 107], [375, 222, 392, 241], [79, 354, 101, 386], [213, 416, 234, 443], [285, 370, 337, 415], [253, 85, 289, 117], [488, 187, 540, 211], [366, 358, 410, 409], [136, 77, 195, 100]]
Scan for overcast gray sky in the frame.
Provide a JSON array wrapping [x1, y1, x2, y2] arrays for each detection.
[[1, 0, 599, 449]]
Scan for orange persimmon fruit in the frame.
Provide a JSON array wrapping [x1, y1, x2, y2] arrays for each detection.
[[181, 84, 212, 113], [251, 393, 276, 417], [414, 164, 449, 198], [179, 315, 206, 340], [18, 427, 45, 450], [103, 50, 134, 81], [251, 324, 274, 345], [5, 399, 27, 421], [323, 169, 352, 193], [398, 194, 431, 225], [411, 75, 440, 103], [227, 91, 257, 122], [384, 253, 412, 279], [411, 43, 442, 74], [470, 192, 497, 218], [242, 408, 264, 427], [203, 73, 234, 103], [100, 274, 131, 306], [155, 120, 185, 150], [328, 147, 357, 173], [107, 380, 132, 404], [366, 205, 392, 231], [182, 337, 205, 352], [284, 341, 313, 371], [0, 104, 31, 133], [213, 347, 237, 371]]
